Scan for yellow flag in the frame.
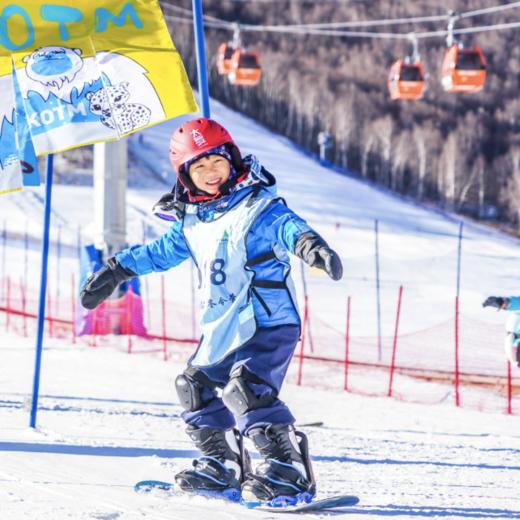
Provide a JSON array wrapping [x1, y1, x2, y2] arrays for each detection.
[[0, 0, 198, 193]]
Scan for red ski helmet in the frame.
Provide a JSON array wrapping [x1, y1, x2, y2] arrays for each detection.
[[169, 118, 241, 175]]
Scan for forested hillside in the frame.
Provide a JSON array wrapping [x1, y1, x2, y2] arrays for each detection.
[[162, 0, 520, 233]]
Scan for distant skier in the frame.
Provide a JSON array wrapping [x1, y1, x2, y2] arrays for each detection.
[[80, 118, 343, 506], [482, 295, 520, 368]]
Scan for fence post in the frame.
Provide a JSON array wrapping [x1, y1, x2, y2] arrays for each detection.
[[21, 278, 27, 337], [344, 296, 351, 391], [142, 220, 151, 330], [454, 221, 463, 407], [454, 296, 460, 407], [5, 276, 11, 333], [388, 285, 403, 398], [1, 220, 6, 306], [127, 288, 133, 354], [24, 220, 29, 296], [299, 260, 314, 353], [374, 219, 382, 361], [297, 294, 309, 386], [55, 226, 62, 320], [46, 282, 53, 338], [91, 307, 97, 348], [161, 274, 167, 361], [76, 225, 82, 260]]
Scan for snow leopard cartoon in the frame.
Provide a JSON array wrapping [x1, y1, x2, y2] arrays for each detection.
[[86, 82, 151, 133]]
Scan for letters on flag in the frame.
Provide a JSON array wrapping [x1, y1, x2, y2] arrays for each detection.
[[0, 0, 198, 195]]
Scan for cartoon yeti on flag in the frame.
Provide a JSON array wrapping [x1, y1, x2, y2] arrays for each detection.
[[15, 46, 165, 154]]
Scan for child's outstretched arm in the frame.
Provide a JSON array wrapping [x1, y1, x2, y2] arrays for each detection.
[[269, 203, 343, 281], [115, 220, 190, 275], [80, 221, 190, 309]]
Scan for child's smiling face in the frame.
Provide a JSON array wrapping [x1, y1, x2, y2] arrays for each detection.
[[188, 154, 231, 195]]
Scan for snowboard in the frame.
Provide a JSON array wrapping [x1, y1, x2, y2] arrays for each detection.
[[134, 480, 359, 513]]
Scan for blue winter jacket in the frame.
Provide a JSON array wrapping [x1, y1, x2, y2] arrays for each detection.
[[115, 159, 314, 328], [508, 297, 520, 311]]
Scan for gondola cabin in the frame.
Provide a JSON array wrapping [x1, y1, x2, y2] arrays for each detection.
[[217, 43, 235, 75], [387, 60, 426, 100], [228, 50, 261, 86], [441, 44, 486, 93]]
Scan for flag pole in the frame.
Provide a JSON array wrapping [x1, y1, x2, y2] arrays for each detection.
[[29, 154, 54, 428], [192, 0, 211, 118]]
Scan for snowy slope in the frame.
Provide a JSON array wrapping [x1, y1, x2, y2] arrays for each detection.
[[3, 95, 519, 351], [2, 334, 520, 520], [1, 97, 520, 519]]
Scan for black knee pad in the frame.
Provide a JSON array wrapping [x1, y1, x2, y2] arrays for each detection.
[[222, 366, 277, 416], [175, 372, 208, 412]]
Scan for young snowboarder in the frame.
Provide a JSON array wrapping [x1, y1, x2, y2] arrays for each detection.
[[483, 295, 520, 368], [80, 117, 343, 506]]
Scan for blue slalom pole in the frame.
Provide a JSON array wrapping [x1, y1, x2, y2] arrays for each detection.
[[29, 154, 54, 428], [192, 0, 211, 118]]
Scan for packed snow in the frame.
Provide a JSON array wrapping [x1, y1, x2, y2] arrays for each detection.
[[2, 333, 520, 519], [1, 96, 520, 518]]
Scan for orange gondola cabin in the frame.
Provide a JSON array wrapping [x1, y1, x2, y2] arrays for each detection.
[[388, 60, 426, 100], [228, 49, 261, 86], [217, 43, 235, 75], [441, 44, 486, 93]]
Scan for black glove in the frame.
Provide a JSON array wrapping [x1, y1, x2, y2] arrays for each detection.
[[80, 257, 136, 310], [294, 231, 343, 281], [152, 192, 185, 221], [482, 296, 509, 310]]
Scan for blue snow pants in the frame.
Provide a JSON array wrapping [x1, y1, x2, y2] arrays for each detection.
[[181, 324, 300, 435]]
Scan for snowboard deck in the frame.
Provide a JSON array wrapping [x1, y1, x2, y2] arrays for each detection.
[[134, 480, 359, 513], [250, 494, 359, 513]]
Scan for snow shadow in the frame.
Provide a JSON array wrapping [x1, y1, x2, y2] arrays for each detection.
[[0, 442, 199, 459], [2, 442, 519, 476], [0, 400, 178, 420], [343, 505, 520, 518], [4, 393, 176, 407], [312, 454, 520, 472]]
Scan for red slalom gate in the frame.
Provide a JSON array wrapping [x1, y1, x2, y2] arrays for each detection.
[[297, 295, 309, 386], [46, 282, 53, 338], [454, 296, 461, 407], [71, 273, 76, 345], [343, 296, 351, 392], [126, 289, 132, 354], [5, 276, 10, 333], [20, 278, 27, 337], [161, 274, 168, 361], [2, 267, 517, 417], [387, 285, 404, 398]]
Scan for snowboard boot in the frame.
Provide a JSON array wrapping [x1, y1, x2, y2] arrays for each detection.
[[175, 425, 251, 501], [241, 424, 316, 507]]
